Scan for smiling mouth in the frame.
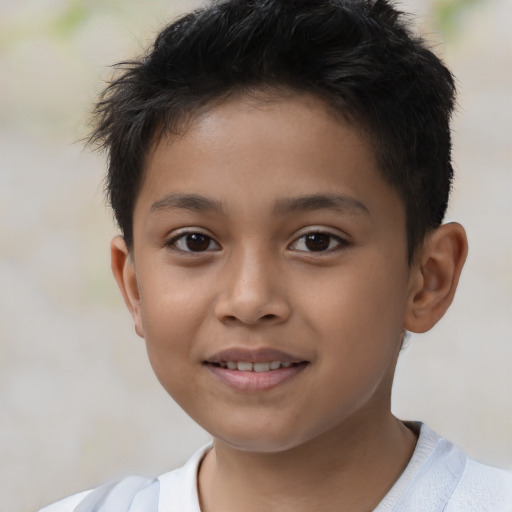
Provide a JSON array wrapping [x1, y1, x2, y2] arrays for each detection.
[[205, 359, 308, 392], [204, 348, 308, 390], [208, 361, 301, 372]]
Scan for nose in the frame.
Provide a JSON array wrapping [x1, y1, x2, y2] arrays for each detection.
[[214, 246, 291, 326]]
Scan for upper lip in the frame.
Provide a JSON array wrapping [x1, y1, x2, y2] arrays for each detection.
[[205, 347, 305, 364]]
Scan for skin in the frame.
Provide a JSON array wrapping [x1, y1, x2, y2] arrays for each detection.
[[112, 93, 468, 511]]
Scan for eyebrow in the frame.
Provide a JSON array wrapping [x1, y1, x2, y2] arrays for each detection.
[[150, 193, 225, 214], [273, 193, 370, 216], [149, 192, 369, 216]]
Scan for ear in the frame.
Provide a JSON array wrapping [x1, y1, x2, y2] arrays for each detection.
[[111, 236, 144, 338], [404, 222, 468, 333]]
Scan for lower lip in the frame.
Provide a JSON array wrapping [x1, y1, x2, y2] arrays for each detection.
[[205, 363, 308, 392]]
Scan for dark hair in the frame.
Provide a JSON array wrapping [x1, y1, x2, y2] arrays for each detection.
[[90, 0, 456, 260]]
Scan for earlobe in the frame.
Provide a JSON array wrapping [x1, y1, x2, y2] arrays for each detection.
[[404, 222, 468, 333], [111, 236, 145, 338]]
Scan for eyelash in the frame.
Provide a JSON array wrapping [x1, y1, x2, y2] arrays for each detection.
[[167, 231, 220, 253], [166, 230, 349, 254], [288, 231, 349, 253]]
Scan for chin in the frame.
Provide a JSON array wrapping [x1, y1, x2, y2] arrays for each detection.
[[218, 436, 301, 454], [208, 422, 317, 454]]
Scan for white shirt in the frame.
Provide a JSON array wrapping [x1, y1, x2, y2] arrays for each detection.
[[40, 423, 512, 512]]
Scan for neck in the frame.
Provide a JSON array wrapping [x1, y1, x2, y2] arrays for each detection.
[[198, 412, 417, 512]]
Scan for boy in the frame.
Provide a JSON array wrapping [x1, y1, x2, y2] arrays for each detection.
[[41, 0, 512, 510]]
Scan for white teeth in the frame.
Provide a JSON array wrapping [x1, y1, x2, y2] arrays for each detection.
[[220, 361, 296, 372], [237, 362, 253, 371], [253, 362, 270, 372]]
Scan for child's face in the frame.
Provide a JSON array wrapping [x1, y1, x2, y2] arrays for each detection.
[[120, 93, 418, 452]]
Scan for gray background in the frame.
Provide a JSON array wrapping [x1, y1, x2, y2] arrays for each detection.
[[0, 1, 510, 511]]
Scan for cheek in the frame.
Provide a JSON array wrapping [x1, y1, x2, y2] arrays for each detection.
[[137, 272, 211, 380], [299, 260, 409, 351], [140, 265, 210, 333], [298, 266, 408, 417]]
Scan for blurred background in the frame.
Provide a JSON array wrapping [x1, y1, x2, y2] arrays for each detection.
[[0, 0, 510, 510]]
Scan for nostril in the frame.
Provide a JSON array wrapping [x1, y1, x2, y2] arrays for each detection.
[[214, 295, 291, 326]]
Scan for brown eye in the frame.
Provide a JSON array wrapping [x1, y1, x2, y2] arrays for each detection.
[[289, 231, 347, 253], [185, 233, 210, 251], [304, 233, 330, 251], [170, 232, 220, 253]]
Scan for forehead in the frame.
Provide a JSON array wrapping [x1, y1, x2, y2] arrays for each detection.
[[135, 92, 403, 230]]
